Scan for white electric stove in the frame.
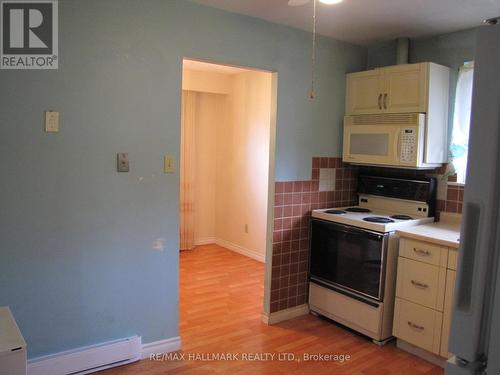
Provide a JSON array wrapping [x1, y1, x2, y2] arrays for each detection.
[[309, 175, 437, 344], [312, 195, 434, 233]]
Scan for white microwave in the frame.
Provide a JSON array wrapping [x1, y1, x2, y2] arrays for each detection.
[[342, 113, 447, 169]]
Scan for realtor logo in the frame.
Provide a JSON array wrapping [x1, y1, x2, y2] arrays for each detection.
[[1, 0, 58, 69]]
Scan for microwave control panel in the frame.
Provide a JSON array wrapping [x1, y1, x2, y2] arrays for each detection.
[[400, 129, 417, 162]]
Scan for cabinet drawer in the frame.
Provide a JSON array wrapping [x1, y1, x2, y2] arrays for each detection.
[[400, 238, 448, 267], [393, 298, 443, 354], [447, 249, 458, 270], [396, 257, 446, 311]]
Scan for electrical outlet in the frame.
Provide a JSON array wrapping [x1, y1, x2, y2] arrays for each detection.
[[164, 155, 175, 173]]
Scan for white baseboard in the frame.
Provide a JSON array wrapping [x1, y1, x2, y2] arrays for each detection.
[[193, 237, 216, 246], [261, 304, 309, 325], [141, 336, 182, 359], [215, 238, 265, 263], [27, 335, 181, 375]]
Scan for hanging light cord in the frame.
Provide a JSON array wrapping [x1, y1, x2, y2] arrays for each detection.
[[310, 0, 317, 99]]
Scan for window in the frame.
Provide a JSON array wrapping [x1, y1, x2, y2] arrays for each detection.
[[450, 61, 474, 184]]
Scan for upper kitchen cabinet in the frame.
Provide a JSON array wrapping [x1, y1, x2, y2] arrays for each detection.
[[344, 70, 383, 114], [345, 62, 449, 115]]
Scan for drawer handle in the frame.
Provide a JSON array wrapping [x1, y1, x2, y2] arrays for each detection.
[[411, 280, 429, 289], [413, 248, 431, 256], [407, 321, 425, 331]]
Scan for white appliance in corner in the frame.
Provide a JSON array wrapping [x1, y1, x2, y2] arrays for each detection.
[[343, 113, 447, 169], [0, 306, 27, 375], [309, 175, 436, 344], [446, 23, 500, 375]]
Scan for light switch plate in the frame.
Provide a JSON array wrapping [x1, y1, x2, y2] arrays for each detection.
[[117, 153, 129, 172], [164, 155, 175, 173], [45, 111, 59, 132]]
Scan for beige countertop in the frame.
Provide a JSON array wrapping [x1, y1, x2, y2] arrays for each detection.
[[396, 212, 462, 249]]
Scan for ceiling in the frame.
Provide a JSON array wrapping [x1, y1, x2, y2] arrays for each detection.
[[183, 59, 251, 74], [189, 0, 500, 45]]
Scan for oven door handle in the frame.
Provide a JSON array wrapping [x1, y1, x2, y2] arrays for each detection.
[[317, 219, 386, 239]]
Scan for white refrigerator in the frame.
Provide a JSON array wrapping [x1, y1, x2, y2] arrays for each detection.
[[446, 22, 500, 375]]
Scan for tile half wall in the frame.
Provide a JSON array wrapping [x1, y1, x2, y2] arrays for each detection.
[[270, 157, 357, 313]]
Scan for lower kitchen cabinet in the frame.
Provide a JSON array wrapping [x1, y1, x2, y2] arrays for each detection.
[[393, 298, 443, 354], [393, 237, 458, 360]]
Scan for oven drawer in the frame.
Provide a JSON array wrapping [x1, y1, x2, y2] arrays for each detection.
[[309, 282, 383, 339], [399, 238, 448, 267], [393, 298, 443, 354], [396, 257, 446, 311]]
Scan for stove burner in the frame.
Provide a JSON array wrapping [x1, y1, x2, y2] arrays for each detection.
[[345, 207, 371, 213], [391, 214, 413, 220], [363, 216, 395, 223], [325, 210, 347, 215]]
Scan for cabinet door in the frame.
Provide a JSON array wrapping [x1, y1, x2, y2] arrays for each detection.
[[396, 257, 446, 311], [393, 298, 443, 354], [382, 63, 427, 113], [440, 269, 456, 358], [346, 70, 383, 114]]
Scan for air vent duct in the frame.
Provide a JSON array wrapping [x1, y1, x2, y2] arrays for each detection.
[[396, 37, 409, 65]]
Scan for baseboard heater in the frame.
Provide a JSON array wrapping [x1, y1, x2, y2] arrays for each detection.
[[28, 336, 141, 375]]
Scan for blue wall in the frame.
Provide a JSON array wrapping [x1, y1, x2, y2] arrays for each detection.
[[0, 0, 366, 358]]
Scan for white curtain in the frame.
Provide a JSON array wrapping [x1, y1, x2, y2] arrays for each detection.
[[180, 90, 197, 251], [450, 62, 474, 184]]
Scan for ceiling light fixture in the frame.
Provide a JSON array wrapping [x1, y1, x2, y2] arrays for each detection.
[[288, 0, 343, 7], [319, 0, 343, 4]]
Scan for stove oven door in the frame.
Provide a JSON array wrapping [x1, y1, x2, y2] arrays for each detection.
[[310, 218, 389, 302]]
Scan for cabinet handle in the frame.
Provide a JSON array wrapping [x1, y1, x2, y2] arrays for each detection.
[[407, 321, 425, 331], [378, 94, 383, 110], [383, 93, 388, 109], [411, 280, 429, 289], [413, 248, 431, 256]]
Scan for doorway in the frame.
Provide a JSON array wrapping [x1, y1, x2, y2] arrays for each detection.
[[179, 58, 277, 339]]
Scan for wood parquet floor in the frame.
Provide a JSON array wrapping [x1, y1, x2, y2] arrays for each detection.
[[100, 244, 443, 374]]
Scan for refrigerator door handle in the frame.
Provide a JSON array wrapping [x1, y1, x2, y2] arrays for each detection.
[[455, 202, 481, 312]]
